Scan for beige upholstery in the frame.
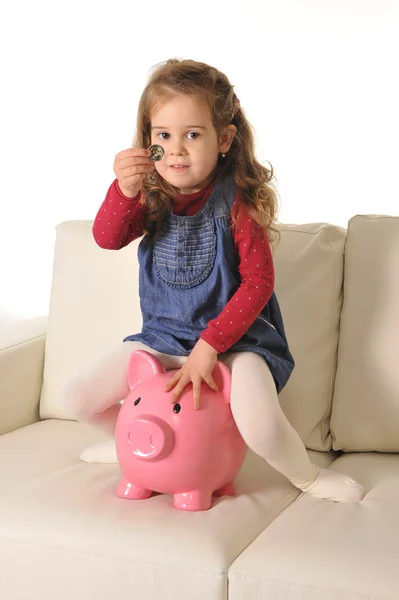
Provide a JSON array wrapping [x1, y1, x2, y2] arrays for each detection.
[[274, 223, 346, 451], [40, 221, 346, 452], [228, 452, 399, 600], [331, 215, 399, 452], [40, 221, 142, 420], [0, 316, 47, 435], [2, 213, 399, 600], [0, 419, 333, 600]]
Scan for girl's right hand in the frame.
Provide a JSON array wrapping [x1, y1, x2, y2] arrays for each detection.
[[113, 148, 155, 198]]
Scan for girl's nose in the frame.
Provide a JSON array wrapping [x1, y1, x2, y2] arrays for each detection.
[[170, 142, 186, 155]]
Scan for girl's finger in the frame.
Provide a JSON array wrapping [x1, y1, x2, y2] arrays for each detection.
[[193, 378, 202, 410], [164, 370, 182, 391], [205, 376, 219, 392], [171, 375, 190, 403]]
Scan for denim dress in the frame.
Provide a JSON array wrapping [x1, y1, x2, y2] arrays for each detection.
[[124, 174, 295, 393]]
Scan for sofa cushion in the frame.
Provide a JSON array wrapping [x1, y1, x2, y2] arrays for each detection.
[[228, 452, 399, 600], [40, 220, 346, 452], [0, 420, 334, 600], [274, 223, 346, 451], [40, 221, 143, 421], [331, 215, 399, 452]]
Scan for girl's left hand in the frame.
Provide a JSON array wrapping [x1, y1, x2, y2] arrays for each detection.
[[164, 338, 219, 410]]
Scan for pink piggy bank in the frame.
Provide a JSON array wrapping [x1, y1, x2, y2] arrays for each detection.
[[115, 350, 247, 511]]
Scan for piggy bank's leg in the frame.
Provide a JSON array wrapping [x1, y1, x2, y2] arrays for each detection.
[[116, 478, 152, 500], [214, 482, 236, 497], [173, 490, 213, 511]]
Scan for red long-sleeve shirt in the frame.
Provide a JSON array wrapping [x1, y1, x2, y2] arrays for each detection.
[[93, 179, 274, 353]]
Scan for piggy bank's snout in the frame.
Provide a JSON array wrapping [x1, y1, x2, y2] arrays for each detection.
[[127, 415, 174, 461]]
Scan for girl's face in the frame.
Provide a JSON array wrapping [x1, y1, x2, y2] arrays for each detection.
[[150, 94, 235, 195]]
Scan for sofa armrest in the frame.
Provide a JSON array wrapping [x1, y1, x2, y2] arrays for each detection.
[[0, 316, 47, 435]]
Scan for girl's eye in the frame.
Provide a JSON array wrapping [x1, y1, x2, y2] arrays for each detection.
[[157, 132, 200, 141]]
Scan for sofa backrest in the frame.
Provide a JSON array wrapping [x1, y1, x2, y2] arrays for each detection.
[[40, 220, 347, 452], [40, 221, 143, 421], [331, 215, 399, 452], [275, 223, 346, 451]]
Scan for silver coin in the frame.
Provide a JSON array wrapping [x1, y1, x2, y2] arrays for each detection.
[[148, 144, 165, 162]]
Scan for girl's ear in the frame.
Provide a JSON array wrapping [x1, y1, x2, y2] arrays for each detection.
[[219, 124, 237, 153]]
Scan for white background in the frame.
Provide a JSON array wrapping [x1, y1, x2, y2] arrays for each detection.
[[1, 0, 398, 323]]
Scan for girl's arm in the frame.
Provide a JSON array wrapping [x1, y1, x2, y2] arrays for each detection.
[[200, 194, 274, 353], [93, 179, 145, 249]]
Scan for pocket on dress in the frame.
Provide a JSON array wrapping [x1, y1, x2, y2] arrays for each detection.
[[153, 218, 217, 288]]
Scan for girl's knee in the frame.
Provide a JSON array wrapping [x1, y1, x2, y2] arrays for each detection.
[[226, 352, 286, 457], [220, 350, 267, 375]]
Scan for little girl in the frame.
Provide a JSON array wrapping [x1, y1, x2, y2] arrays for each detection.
[[63, 58, 364, 503]]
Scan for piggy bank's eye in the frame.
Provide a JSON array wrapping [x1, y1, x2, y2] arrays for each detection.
[[134, 397, 141, 406], [173, 403, 181, 414]]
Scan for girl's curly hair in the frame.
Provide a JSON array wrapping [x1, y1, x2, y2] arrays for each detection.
[[132, 58, 281, 249]]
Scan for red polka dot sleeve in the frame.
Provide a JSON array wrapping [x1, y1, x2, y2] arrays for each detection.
[[200, 193, 275, 353], [92, 179, 145, 249]]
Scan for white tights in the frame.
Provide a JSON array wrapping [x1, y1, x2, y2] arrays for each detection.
[[61, 341, 364, 503]]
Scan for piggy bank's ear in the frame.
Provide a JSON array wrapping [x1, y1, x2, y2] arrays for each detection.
[[212, 361, 232, 404], [127, 350, 166, 389]]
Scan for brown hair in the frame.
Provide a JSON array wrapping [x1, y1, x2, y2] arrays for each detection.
[[132, 58, 281, 248]]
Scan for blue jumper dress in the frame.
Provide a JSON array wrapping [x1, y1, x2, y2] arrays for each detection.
[[124, 174, 295, 394]]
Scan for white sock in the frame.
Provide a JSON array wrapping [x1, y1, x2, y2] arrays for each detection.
[[298, 466, 364, 503], [80, 439, 118, 464]]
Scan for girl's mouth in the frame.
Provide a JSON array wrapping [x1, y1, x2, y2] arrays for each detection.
[[170, 165, 189, 172]]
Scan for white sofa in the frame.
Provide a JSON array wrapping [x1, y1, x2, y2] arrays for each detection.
[[1, 215, 399, 600]]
